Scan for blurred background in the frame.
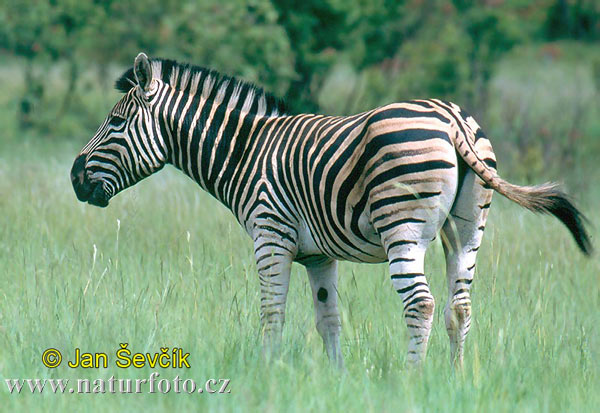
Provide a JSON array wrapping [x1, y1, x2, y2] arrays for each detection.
[[0, 0, 599, 187]]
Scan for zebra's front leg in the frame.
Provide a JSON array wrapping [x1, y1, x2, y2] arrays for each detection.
[[253, 229, 295, 358], [305, 257, 344, 369]]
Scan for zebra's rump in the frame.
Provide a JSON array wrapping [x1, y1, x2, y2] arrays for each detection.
[[284, 101, 462, 263]]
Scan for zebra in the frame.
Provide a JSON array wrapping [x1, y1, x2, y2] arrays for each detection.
[[71, 53, 592, 368]]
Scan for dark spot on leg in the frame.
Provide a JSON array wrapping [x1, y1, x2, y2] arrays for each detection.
[[317, 287, 328, 303]]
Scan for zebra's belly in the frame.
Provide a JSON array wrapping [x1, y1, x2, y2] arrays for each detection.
[[296, 216, 388, 264]]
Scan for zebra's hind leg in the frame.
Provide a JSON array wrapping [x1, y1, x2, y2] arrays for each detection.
[[305, 257, 344, 369], [386, 242, 435, 366], [441, 169, 493, 367]]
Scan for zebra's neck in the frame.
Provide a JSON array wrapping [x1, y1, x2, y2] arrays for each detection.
[[160, 85, 278, 209]]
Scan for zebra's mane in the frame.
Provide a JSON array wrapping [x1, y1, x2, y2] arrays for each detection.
[[115, 58, 287, 117]]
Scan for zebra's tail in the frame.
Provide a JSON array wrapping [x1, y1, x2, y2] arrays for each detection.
[[487, 179, 592, 255], [452, 127, 593, 256]]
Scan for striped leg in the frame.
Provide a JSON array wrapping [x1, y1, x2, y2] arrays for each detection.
[[305, 257, 344, 369], [388, 243, 435, 366], [253, 232, 294, 357], [441, 169, 493, 366]]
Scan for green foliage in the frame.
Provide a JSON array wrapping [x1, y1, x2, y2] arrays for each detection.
[[486, 42, 600, 185], [160, 0, 294, 96], [545, 0, 600, 40]]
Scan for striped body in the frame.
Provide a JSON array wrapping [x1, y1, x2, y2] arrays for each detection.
[[72, 55, 591, 368], [241, 106, 459, 263], [164, 98, 488, 265]]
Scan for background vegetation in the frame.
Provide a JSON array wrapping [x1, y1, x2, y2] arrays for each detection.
[[0, 0, 598, 411]]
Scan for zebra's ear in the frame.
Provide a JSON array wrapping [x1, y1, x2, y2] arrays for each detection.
[[133, 53, 153, 93]]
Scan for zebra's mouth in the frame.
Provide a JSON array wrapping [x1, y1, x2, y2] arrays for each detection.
[[73, 179, 109, 208], [87, 183, 110, 208]]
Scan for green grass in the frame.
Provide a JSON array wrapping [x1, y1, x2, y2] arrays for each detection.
[[0, 138, 598, 412]]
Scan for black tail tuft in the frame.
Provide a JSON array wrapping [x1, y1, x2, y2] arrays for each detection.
[[545, 191, 593, 256]]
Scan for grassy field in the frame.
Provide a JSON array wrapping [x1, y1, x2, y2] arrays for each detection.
[[0, 137, 598, 412]]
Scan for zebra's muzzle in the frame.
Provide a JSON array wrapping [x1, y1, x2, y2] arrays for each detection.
[[71, 155, 109, 208]]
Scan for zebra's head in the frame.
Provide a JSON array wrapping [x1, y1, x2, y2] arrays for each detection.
[[71, 53, 166, 207]]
